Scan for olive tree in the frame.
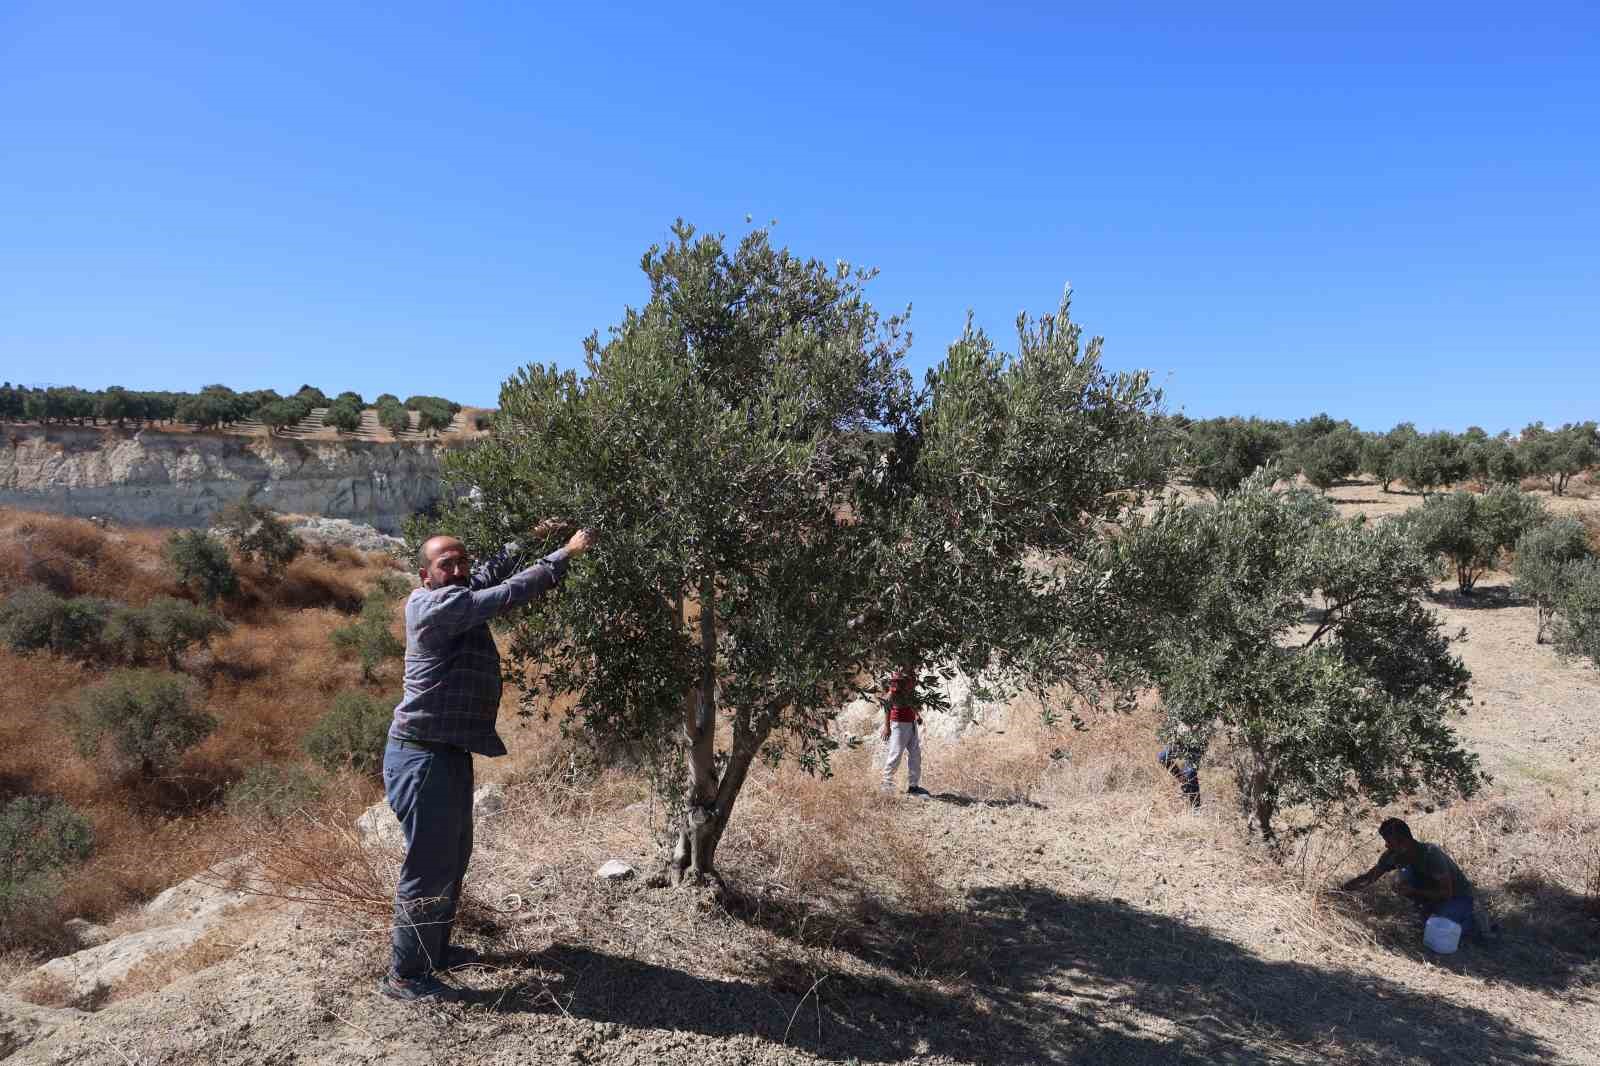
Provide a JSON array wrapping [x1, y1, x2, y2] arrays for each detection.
[[216, 502, 304, 577], [1362, 423, 1418, 493], [1185, 417, 1286, 497], [1400, 486, 1547, 595], [1549, 558, 1600, 667], [1512, 518, 1595, 643], [1522, 422, 1599, 497], [1096, 469, 1484, 842], [1394, 431, 1467, 498], [1297, 427, 1362, 494], [1464, 433, 1522, 486], [433, 222, 1169, 885]]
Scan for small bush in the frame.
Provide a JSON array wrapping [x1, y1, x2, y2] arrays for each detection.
[[0, 795, 94, 941], [73, 670, 218, 779], [304, 690, 395, 775], [225, 765, 325, 823], [106, 597, 229, 668], [0, 587, 112, 658], [330, 595, 404, 681], [216, 503, 304, 577], [165, 531, 239, 605], [371, 572, 413, 602]]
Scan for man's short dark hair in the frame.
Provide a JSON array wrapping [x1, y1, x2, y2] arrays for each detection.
[[1378, 817, 1413, 843]]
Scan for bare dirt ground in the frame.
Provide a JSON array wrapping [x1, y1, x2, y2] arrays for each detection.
[[5, 481, 1598, 1065]]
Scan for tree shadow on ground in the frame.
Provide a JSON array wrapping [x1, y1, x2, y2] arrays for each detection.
[[474, 885, 1556, 1064], [1427, 585, 1523, 611], [926, 791, 1046, 810], [1328, 873, 1600, 996]]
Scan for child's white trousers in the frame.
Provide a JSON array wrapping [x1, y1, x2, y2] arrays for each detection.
[[882, 722, 921, 790]]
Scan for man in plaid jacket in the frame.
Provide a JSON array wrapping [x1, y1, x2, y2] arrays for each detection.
[[379, 525, 593, 1002]]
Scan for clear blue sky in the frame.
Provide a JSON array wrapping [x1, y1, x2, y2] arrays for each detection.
[[3, 3, 1596, 432]]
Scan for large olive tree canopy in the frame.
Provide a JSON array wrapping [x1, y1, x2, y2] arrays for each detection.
[[436, 221, 1170, 882]]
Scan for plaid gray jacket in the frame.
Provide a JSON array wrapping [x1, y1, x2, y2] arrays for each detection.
[[388, 542, 570, 756]]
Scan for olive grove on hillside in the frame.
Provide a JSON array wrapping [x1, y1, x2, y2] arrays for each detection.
[[433, 222, 1172, 884]]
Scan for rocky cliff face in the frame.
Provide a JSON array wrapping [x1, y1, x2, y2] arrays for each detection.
[[0, 426, 451, 532]]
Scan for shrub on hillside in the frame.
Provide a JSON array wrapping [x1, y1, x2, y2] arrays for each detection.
[[216, 502, 304, 576], [0, 587, 112, 658], [1399, 486, 1547, 594], [370, 571, 413, 602], [105, 597, 229, 668], [73, 670, 218, 779], [330, 594, 404, 680], [304, 690, 394, 775], [0, 795, 94, 938], [225, 764, 325, 823], [165, 530, 239, 605]]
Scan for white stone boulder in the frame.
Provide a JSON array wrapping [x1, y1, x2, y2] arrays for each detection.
[[355, 784, 510, 849]]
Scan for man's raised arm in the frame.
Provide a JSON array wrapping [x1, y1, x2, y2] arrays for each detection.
[[469, 521, 568, 590], [426, 529, 594, 637]]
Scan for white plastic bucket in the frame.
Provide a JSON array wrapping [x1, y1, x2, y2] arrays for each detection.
[[1423, 915, 1462, 954]]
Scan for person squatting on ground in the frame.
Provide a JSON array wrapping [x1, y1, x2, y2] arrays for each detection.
[[881, 667, 929, 796], [1157, 746, 1201, 807], [1341, 817, 1478, 940], [380, 526, 595, 1002]]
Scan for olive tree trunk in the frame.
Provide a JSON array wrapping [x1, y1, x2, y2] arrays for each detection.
[[660, 572, 774, 887]]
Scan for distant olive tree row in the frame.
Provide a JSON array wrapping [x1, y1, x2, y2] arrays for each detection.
[[0, 382, 466, 437], [1175, 414, 1598, 498]]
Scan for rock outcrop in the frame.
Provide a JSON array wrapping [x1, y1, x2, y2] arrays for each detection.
[[0, 426, 451, 533]]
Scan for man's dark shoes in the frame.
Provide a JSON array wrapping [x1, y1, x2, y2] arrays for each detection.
[[907, 786, 930, 796], [378, 971, 461, 1002]]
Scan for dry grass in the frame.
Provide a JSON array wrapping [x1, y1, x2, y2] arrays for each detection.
[[0, 506, 402, 955], [0, 511, 172, 604]]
